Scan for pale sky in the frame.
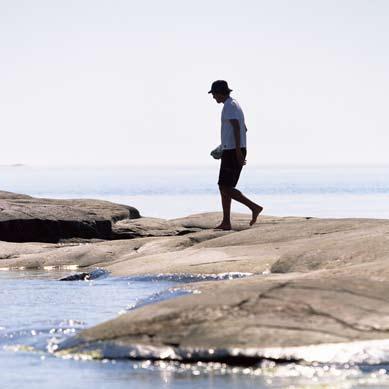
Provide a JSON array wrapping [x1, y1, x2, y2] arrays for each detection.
[[1, 0, 388, 166]]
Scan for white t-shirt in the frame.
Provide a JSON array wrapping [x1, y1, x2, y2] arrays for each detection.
[[221, 97, 247, 150]]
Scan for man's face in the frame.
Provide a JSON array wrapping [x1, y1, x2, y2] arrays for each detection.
[[212, 92, 225, 103]]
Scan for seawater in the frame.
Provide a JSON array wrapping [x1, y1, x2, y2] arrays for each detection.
[[2, 164, 389, 218], [2, 165, 389, 388]]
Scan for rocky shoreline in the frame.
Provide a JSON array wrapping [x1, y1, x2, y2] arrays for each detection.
[[2, 190, 389, 364]]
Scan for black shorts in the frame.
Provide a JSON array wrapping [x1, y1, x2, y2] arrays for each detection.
[[218, 148, 246, 188]]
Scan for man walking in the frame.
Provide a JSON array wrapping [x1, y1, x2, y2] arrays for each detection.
[[209, 80, 263, 230]]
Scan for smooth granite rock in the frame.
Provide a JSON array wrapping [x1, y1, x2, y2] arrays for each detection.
[[56, 274, 389, 363], [111, 217, 201, 239]]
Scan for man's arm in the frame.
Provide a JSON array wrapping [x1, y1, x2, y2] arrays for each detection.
[[230, 119, 246, 166]]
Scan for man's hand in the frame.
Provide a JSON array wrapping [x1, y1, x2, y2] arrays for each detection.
[[236, 149, 246, 167]]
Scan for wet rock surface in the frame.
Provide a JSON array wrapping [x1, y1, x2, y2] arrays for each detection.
[[59, 268, 108, 281]]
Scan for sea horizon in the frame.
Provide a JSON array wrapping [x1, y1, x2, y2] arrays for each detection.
[[2, 164, 389, 219]]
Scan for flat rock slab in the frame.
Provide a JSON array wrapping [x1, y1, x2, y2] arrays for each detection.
[[170, 212, 260, 231], [3, 212, 389, 275], [112, 217, 201, 239], [0, 190, 139, 242]]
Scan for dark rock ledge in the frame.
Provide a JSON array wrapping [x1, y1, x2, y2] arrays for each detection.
[[0, 190, 141, 243]]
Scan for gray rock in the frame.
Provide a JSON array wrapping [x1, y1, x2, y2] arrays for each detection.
[[56, 275, 389, 363], [111, 217, 200, 239], [0, 190, 140, 243]]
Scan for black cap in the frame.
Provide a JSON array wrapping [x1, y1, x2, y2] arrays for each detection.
[[208, 80, 233, 94]]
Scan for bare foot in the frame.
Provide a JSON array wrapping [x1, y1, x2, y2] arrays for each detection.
[[214, 223, 232, 231], [250, 205, 263, 226]]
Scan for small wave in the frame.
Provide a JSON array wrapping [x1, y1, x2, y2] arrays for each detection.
[[126, 272, 253, 283], [1, 321, 86, 354], [56, 338, 389, 366], [124, 288, 191, 312]]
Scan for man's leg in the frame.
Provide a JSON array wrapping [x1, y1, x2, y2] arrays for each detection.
[[229, 187, 263, 226], [215, 185, 233, 230]]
